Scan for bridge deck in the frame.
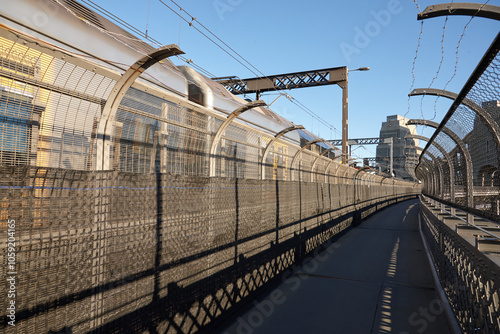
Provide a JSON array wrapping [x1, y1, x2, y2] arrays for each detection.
[[221, 199, 454, 334]]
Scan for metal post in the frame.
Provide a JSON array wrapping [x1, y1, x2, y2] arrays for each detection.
[[331, 66, 369, 165], [341, 70, 349, 164], [390, 137, 394, 177]]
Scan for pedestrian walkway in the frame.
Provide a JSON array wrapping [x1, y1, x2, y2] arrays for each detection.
[[220, 199, 454, 334]]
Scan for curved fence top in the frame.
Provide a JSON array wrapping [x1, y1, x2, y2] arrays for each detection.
[[414, 32, 500, 221]]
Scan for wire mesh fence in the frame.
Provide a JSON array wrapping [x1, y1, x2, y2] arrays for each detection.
[[0, 165, 420, 333], [0, 4, 422, 333], [416, 33, 500, 222]]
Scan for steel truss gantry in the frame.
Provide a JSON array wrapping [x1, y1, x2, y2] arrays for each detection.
[[213, 67, 349, 98]]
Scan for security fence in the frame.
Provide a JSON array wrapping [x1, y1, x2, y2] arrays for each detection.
[[0, 165, 420, 333], [414, 32, 500, 222], [0, 1, 423, 332]]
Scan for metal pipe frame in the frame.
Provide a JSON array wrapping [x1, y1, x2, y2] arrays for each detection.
[[418, 163, 432, 195], [324, 160, 342, 184], [418, 164, 433, 195], [209, 100, 267, 177], [425, 163, 437, 196], [413, 32, 500, 167], [311, 147, 338, 182], [407, 119, 474, 207], [353, 167, 371, 208], [96, 44, 185, 170], [380, 176, 391, 186], [342, 166, 353, 184], [406, 134, 455, 201], [422, 153, 444, 196], [492, 169, 500, 187], [409, 88, 500, 152], [290, 139, 327, 181], [419, 147, 444, 196], [418, 3, 500, 21], [261, 125, 304, 180]]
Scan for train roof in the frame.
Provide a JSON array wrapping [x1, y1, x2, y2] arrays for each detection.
[[0, 0, 188, 96], [178, 65, 302, 141]]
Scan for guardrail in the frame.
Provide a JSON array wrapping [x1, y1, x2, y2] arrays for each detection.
[[420, 196, 500, 333], [423, 195, 500, 251]]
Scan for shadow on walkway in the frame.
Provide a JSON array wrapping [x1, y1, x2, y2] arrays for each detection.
[[219, 199, 453, 334]]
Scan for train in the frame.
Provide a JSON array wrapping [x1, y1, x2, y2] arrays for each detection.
[[0, 0, 349, 183]]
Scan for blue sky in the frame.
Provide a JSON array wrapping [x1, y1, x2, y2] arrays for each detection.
[[92, 0, 499, 159]]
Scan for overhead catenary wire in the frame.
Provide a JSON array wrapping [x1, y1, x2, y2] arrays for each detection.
[[80, 0, 341, 138], [157, 0, 260, 77], [77, 1, 223, 90], [157, 0, 342, 137]]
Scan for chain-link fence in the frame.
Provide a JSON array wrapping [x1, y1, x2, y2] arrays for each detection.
[[415, 33, 500, 222]]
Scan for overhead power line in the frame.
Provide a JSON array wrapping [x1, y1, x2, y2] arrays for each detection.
[[81, 0, 341, 136], [157, 0, 341, 136]]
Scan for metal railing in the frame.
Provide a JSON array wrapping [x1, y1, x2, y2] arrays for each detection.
[[420, 196, 500, 333]]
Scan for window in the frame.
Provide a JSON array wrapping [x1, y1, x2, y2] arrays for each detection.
[[0, 90, 42, 165]]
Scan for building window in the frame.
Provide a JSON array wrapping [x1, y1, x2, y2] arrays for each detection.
[[0, 90, 43, 165]]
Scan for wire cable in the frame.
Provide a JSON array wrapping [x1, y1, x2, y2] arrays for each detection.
[[157, 0, 342, 137], [82, 0, 341, 138]]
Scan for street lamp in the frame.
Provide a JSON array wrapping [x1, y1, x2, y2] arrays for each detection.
[[337, 66, 370, 164]]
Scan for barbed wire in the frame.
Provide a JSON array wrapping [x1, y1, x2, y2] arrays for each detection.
[[406, 20, 424, 119], [432, 0, 491, 115], [424, 12, 450, 121], [405, 0, 425, 120], [412, 0, 422, 14]]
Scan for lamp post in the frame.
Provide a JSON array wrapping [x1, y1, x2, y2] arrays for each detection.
[[340, 66, 370, 164]]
